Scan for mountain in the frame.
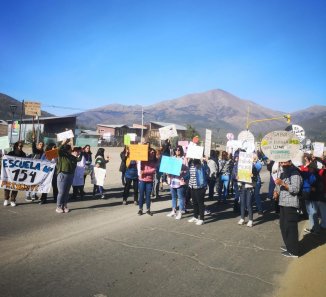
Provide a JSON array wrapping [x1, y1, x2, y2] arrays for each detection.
[[74, 89, 326, 141], [0, 93, 54, 121]]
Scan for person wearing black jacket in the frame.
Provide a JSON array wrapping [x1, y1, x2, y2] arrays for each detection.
[[3, 141, 27, 207]]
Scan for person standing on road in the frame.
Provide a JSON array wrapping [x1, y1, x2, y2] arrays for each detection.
[[56, 139, 81, 213], [187, 158, 209, 225], [218, 151, 233, 203], [274, 160, 302, 258], [119, 146, 128, 186], [138, 148, 157, 216], [253, 153, 263, 215], [166, 145, 189, 220], [3, 141, 27, 207], [39, 143, 58, 204], [122, 147, 139, 205], [82, 145, 93, 195], [92, 148, 110, 199]]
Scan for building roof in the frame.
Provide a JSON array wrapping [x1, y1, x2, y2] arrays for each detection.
[[149, 121, 187, 131], [6, 116, 76, 123], [97, 124, 128, 128]]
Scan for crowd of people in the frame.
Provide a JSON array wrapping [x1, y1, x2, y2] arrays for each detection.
[[1, 136, 326, 258]]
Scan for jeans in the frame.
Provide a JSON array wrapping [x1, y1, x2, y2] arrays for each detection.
[[139, 181, 153, 210], [305, 199, 320, 232], [240, 187, 253, 220], [152, 172, 161, 198], [318, 200, 326, 228], [170, 186, 185, 211], [218, 174, 230, 202], [191, 187, 206, 220], [253, 178, 263, 212], [279, 206, 299, 256], [93, 185, 104, 195], [57, 172, 74, 207], [123, 178, 139, 202]]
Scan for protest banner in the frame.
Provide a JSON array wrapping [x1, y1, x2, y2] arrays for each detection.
[[128, 133, 137, 141], [0, 155, 55, 193], [204, 129, 212, 158], [24, 101, 41, 116], [159, 124, 178, 140], [238, 130, 255, 152], [57, 130, 74, 142], [0, 136, 10, 150], [285, 124, 305, 142], [261, 131, 300, 162], [124, 134, 131, 145], [92, 167, 106, 186], [186, 144, 204, 159], [313, 142, 324, 158], [159, 156, 183, 176], [129, 144, 148, 161], [238, 151, 253, 183], [45, 148, 59, 160]]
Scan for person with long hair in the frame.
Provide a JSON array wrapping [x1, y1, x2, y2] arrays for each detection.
[[119, 146, 128, 186], [82, 144, 92, 195], [218, 151, 233, 203], [92, 148, 109, 199], [187, 158, 209, 225], [167, 145, 189, 220], [138, 148, 157, 216], [39, 143, 58, 204], [3, 141, 26, 207]]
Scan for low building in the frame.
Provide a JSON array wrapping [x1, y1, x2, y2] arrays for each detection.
[[0, 120, 8, 137]]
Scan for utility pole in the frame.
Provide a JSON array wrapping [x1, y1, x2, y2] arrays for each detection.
[[141, 106, 144, 142]]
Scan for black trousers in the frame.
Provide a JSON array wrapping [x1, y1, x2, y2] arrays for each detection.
[[123, 178, 139, 202], [191, 187, 206, 220], [279, 206, 299, 256]]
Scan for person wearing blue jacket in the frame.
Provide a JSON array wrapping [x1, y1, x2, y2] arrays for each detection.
[[253, 154, 263, 214], [187, 158, 209, 225], [122, 158, 139, 205]]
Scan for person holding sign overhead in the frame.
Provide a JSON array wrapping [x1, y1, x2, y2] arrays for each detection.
[[138, 148, 157, 216]]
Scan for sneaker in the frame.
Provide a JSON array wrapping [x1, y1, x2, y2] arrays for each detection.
[[134, 201, 138, 205], [196, 219, 204, 225], [100, 194, 105, 199], [63, 206, 70, 213], [146, 210, 153, 216], [247, 220, 253, 227], [39, 200, 46, 205], [304, 228, 319, 235], [280, 246, 287, 252], [138, 209, 143, 216], [238, 219, 245, 225], [56, 207, 64, 214], [281, 251, 298, 258], [10, 201, 16, 207], [204, 209, 211, 215], [3, 200, 9, 206], [167, 210, 176, 217], [122, 200, 127, 205], [175, 211, 182, 220], [188, 217, 198, 223], [25, 197, 32, 202]]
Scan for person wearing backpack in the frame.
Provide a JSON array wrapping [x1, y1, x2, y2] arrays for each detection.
[[274, 160, 303, 258]]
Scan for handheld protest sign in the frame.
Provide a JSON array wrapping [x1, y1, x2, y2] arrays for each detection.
[[159, 156, 183, 176], [238, 130, 255, 152], [238, 151, 253, 183], [271, 161, 280, 181], [0, 136, 10, 150], [186, 143, 204, 159], [129, 144, 148, 161], [204, 129, 212, 158], [159, 124, 178, 140], [45, 148, 59, 160], [313, 142, 324, 158], [261, 131, 300, 162], [57, 130, 74, 142], [124, 134, 131, 145]]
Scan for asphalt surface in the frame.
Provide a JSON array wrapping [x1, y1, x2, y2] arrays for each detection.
[[0, 164, 296, 297]]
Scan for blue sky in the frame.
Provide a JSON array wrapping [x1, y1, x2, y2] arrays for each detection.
[[1, 0, 325, 116]]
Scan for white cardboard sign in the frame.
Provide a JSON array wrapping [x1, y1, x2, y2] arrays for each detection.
[[204, 129, 212, 158], [186, 144, 204, 159], [159, 125, 178, 140], [57, 130, 74, 142]]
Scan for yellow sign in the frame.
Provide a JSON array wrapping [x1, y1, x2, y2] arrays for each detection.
[[129, 144, 148, 161], [24, 101, 41, 116]]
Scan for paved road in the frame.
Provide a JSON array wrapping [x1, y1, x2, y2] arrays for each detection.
[[1, 148, 316, 297]]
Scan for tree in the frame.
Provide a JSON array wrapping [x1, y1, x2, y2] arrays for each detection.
[[185, 124, 200, 140]]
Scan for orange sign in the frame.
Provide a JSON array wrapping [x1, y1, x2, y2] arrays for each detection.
[[129, 144, 148, 161], [45, 148, 58, 160]]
